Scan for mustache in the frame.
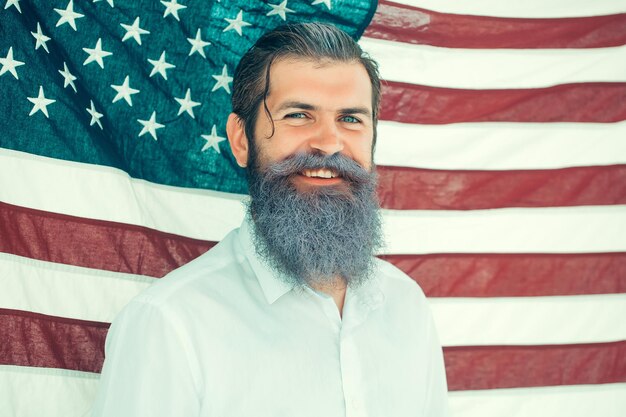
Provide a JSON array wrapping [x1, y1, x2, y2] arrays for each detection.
[[261, 152, 374, 185]]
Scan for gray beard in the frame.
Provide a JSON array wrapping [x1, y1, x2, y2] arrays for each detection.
[[246, 152, 383, 289]]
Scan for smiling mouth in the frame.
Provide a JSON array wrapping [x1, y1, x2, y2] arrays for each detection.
[[300, 168, 339, 179]]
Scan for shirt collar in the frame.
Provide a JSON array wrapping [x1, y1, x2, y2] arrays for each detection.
[[237, 217, 294, 305], [237, 217, 385, 311]]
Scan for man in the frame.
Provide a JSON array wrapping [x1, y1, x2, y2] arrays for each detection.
[[91, 23, 450, 416]]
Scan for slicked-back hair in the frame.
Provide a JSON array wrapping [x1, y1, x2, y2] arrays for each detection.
[[231, 22, 381, 151]]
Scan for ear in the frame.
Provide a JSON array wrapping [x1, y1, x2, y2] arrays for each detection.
[[226, 113, 249, 168]]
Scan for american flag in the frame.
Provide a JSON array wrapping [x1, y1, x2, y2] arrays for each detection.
[[1, 0, 625, 416]]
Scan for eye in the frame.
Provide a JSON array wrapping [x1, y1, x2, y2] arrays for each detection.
[[285, 112, 307, 119], [340, 115, 361, 124]]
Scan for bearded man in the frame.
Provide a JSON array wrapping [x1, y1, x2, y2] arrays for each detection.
[[91, 23, 450, 417]]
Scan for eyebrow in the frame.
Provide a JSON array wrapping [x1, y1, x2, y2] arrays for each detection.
[[276, 101, 317, 112], [275, 101, 372, 118]]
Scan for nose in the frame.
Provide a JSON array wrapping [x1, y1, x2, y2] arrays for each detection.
[[308, 117, 344, 155]]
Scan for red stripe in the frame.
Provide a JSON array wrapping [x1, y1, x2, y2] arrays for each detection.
[[444, 342, 626, 390], [380, 82, 626, 124], [0, 201, 214, 278], [377, 165, 626, 210], [381, 253, 626, 297], [4, 308, 624, 390], [367, 1, 626, 49], [0, 308, 108, 373], [2, 202, 625, 297]]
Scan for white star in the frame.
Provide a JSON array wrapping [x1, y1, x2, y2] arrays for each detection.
[[311, 0, 331, 10], [92, 0, 114, 7], [27, 86, 56, 118], [58, 62, 78, 93], [31, 22, 51, 53], [223, 10, 251, 36], [82, 38, 112, 69], [174, 88, 201, 118], [54, 0, 84, 31], [148, 51, 175, 80], [187, 28, 210, 58], [120, 17, 150, 45], [111, 75, 139, 106], [211, 65, 233, 94], [161, 0, 186, 21], [201, 125, 226, 153], [4, 0, 22, 14], [0, 47, 25, 80], [86, 100, 104, 129], [267, 1, 294, 20], [138, 111, 165, 140]]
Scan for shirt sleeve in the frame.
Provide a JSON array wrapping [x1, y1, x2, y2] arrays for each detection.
[[422, 307, 452, 417], [89, 297, 201, 417]]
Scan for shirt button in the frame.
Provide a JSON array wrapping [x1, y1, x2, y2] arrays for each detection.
[[351, 399, 362, 411]]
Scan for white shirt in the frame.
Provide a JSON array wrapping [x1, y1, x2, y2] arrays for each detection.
[[91, 220, 450, 417]]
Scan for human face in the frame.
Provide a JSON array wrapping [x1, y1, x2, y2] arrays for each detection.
[[253, 58, 375, 190]]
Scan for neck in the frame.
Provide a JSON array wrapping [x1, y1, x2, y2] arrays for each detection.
[[309, 277, 347, 317]]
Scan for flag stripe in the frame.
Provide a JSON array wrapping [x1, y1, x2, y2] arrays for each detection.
[[0, 252, 152, 323], [368, 2, 626, 49], [360, 38, 626, 89], [388, 0, 626, 19], [382, 206, 626, 255], [379, 82, 626, 124], [377, 165, 626, 210], [0, 309, 108, 374], [3, 309, 623, 390], [0, 365, 99, 417], [448, 383, 626, 417], [381, 253, 626, 297], [429, 294, 626, 346], [444, 342, 626, 390], [376, 121, 626, 170], [3, 202, 625, 297], [0, 201, 213, 278]]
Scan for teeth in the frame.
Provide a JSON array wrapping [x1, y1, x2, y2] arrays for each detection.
[[318, 169, 330, 178], [302, 169, 337, 178]]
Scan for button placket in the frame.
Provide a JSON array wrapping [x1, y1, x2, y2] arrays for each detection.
[[339, 330, 367, 417]]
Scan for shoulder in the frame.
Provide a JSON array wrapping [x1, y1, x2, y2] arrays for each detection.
[[375, 257, 426, 297], [125, 228, 250, 312], [374, 257, 431, 313]]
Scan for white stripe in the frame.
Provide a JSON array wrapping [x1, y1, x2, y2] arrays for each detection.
[[0, 365, 98, 417], [390, 0, 626, 18], [449, 383, 626, 417], [0, 253, 152, 323], [381, 205, 626, 254], [429, 294, 626, 346], [3, 149, 626, 254], [376, 120, 626, 170], [360, 38, 626, 89]]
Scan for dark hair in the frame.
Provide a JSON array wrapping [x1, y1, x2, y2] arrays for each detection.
[[231, 22, 381, 147]]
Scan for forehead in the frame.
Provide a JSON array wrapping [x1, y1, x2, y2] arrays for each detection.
[[266, 57, 373, 112]]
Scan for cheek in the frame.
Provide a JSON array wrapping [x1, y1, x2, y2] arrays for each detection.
[[348, 137, 374, 168], [255, 136, 304, 166], [270, 130, 312, 157]]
